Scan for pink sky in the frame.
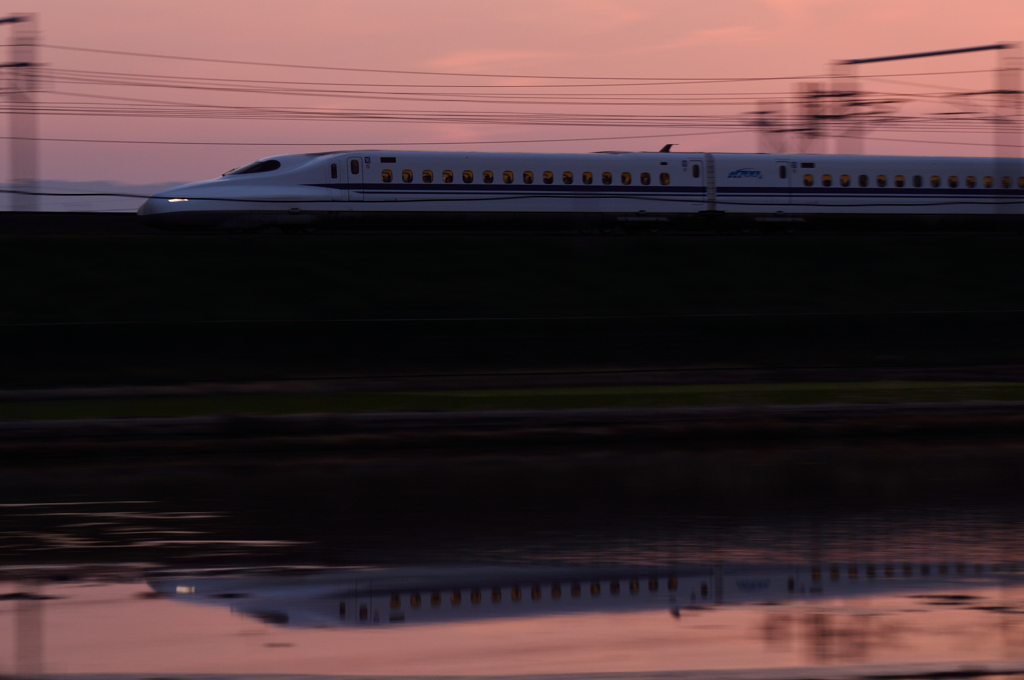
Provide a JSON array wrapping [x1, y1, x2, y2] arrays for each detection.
[[3, 581, 1024, 676], [1, 0, 1022, 184]]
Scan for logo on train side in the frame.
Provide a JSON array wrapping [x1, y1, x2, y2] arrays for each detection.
[[727, 169, 763, 179]]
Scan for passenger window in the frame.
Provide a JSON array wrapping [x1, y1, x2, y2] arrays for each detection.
[[350, 159, 360, 175], [621, 172, 632, 185], [563, 171, 573, 185], [523, 171, 534, 184], [551, 584, 561, 599], [913, 175, 922, 188], [451, 590, 461, 605], [930, 175, 940, 188], [984, 176, 993, 189], [948, 176, 959, 188], [390, 594, 400, 609], [629, 579, 639, 594], [966, 176, 976, 189], [590, 582, 600, 596], [402, 169, 413, 183], [511, 586, 521, 602], [543, 171, 554, 185], [876, 175, 887, 188], [822, 174, 832, 187], [470, 588, 481, 604], [503, 171, 513, 184], [570, 583, 581, 597], [1019, 177, 1024, 189], [649, 578, 658, 592], [382, 169, 393, 183], [660, 173, 670, 185], [531, 585, 542, 600], [442, 170, 453, 184], [609, 581, 620, 594], [410, 593, 421, 607], [779, 165, 787, 179], [491, 587, 501, 603], [1003, 177, 1012, 189], [803, 174, 813, 187], [840, 174, 850, 187], [430, 591, 441, 607], [895, 175, 905, 188], [582, 172, 593, 185], [601, 172, 612, 185], [483, 170, 493, 184], [858, 174, 868, 188], [693, 164, 701, 178], [640, 172, 651, 185], [330, 163, 338, 179], [462, 170, 473, 183], [422, 169, 433, 183]]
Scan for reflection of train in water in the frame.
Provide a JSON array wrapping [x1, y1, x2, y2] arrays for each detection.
[[137, 151, 1024, 232], [147, 561, 1021, 628]]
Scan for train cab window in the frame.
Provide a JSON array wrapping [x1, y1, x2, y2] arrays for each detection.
[[966, 176, 976, 189], [803, 174, 813, 187], [401, 169, 413, 183], [601, 172, 612, 185], [563, 171, 573, 185], [382, 169, 393, 183], [350, 159, 360, 176], [330, 163, 338, 179], [582, 172, 593, 185], [840, 174, 850, 187], [543, 171, 554, 185], [876, 175, 887, 188], [660, 173, 670, 185], [442, 170, 453, 184], [523, 171, 534, 184], [930, 175, 940, 188], [895, 175, 905, 188], [463, 170, 473, 183], [913, 175, 923, 188], [621, 172, 632, 185], [451, 590, 461, 605], [858, 174, 868, 188], [483, 170, 494, 184], [822, 174, 832, 187], [984, 176, 993, 188], [503, 171, 514, 184], [948, 176, 959, 188], [422, 170, 433, 183], [779, 165, 787, 179], [640, 172, 651, 185], [226, 158, 283, 176], [693, 164, 701, 178]]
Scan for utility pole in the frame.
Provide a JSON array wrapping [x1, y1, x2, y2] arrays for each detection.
[[832, 43, 1021, 156], [2, 14, 39, 211]]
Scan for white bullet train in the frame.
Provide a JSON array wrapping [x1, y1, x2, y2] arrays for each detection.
[[137, 149, 1024, 232], [147, 560, 1020, 628]]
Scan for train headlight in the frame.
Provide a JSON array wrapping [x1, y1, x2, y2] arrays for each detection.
[[168, 198, 189, 203]]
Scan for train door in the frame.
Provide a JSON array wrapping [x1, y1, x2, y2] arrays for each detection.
[[327, 161, 347, 202], [775, 161, 792, 205], [346, 156, 364, 202]]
